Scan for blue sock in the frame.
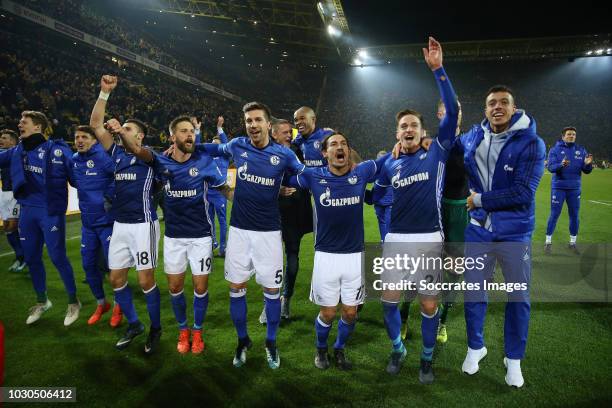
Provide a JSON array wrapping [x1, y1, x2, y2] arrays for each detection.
[[383, 302, 402, 350], [6, 230, 24, 260], [264, 293, 281, 342], [334, 318, 355, 350], [144, 285, 161, 329], [114, 284, 139, 324], [170, 290, 188, 330], [229, 289, 248, 339], [193, 291, 209, 330], [421, 309, 440, 361], [315, 315, 332, 349]]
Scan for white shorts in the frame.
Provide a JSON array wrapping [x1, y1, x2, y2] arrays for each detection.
[[164, 235, 213, 276], [310, 251, 365, 307], [224, 226, 283, 288], [108, 220, 160, 271], [382, 231, 444, 296], [0, 191, 19, 220]]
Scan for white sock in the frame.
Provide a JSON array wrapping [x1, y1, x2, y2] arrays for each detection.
[[545, 235, 552, 244], [506, 358, 521, 370], [570, 235, 577, 244]]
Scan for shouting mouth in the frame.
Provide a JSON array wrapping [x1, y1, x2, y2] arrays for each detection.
[[335, 151, 346, 162]]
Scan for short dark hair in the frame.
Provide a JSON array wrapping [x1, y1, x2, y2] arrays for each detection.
[[562, 126, 577, 135], [21, 110, 49, 132], [322, 132, 350, 151], [243, 102, 272, 121], [395, 109, 425, 128], [125, 118, 147, 136], [486, 85, 515, 102], [0, 129, 19, 143], [75, 125, 96, 138], [169, 115, 194, 135]]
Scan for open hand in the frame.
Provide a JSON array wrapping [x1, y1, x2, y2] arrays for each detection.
[[423, 36, 443, 71]]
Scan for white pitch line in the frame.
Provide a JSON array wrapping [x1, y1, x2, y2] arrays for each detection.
[[0, 235, 81, 258], [589, 200, 612, 206]]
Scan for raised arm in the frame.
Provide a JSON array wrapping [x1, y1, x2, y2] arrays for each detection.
[[217, 116, 229, 143], [106, 119, 153, 163], [193, 117, 202, 143], [423, 37, 458, 150], [90, 75, 117, 151]]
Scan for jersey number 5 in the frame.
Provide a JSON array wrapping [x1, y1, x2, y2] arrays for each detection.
[[274, 269, 283, 284]]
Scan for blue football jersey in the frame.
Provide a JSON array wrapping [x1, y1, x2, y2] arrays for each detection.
[[292, 127, 333, 167], [377, 141, 449, 234], [296, 161, 378, 253], [19, 145, 47, 207], [376, 65, 459, 235], [151, 151, 226, 238], [72, 143, 115, 228], [109, 144, 157, 224], [216, 137, 305, 231]]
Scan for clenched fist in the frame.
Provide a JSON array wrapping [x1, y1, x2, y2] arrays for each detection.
[[100, 75, 118, 93], [104, 118, 124, 135]]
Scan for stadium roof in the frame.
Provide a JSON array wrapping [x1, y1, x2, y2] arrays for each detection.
[[106, 0, 611, 67]]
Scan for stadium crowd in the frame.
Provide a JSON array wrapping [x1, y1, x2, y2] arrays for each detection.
[[21, 0, 232, 90], [0, 29, 244, 147]]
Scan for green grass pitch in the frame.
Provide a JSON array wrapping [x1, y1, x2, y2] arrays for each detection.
[[1, 170, 611, 407]]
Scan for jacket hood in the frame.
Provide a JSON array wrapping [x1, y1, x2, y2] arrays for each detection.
[[481, 110, 537, 140]]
